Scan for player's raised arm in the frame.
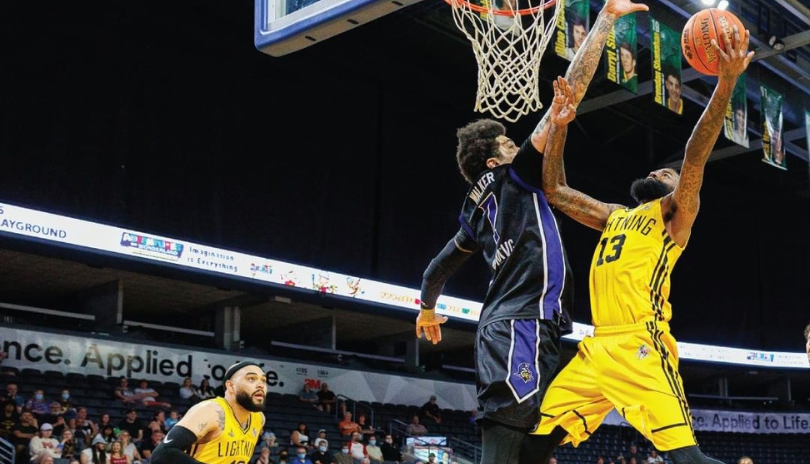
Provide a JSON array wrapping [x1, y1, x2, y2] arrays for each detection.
[[543, 78, 624, 231], [666, 26, 753, 246], [531, 0, 649, 152], [417, 230, 479, 344], [150, 400, 223, 464]]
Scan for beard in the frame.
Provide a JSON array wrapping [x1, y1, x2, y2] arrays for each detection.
[[235, 389, 265, 412], [630, 178, 673, 204]]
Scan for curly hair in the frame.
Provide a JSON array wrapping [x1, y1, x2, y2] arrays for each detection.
[[456, 119, 506, 184]]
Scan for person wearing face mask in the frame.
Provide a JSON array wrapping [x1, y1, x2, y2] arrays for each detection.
[[59, 390, 77, 419], [278, 450, 290, 464], [312, 430, 328, 450], [379, 435, 401, 464], [334, 444, 352, 464], [365, 437, 382, 464], [310, 442, 331, 464], [26, 390, 49, 418], [290, 447, 313, 464]]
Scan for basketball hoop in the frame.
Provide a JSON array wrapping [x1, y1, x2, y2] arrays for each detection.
[[444, 0, 559, 122]]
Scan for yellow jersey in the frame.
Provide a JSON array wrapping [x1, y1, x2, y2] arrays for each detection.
[[589, 199, 684, 327], [189, 397, 262, 464]]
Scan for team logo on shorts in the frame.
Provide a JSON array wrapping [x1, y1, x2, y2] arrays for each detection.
[[637, 344, 651, 360], [514, 363, 534, 383]]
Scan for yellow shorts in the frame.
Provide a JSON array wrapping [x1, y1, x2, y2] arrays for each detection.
[[532, 321, 697, 451]]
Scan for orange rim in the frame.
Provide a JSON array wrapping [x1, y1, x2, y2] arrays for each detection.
[[443, 0, 556, 17]]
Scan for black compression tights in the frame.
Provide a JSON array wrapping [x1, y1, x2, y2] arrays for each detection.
[[480, 420, 567, 464]]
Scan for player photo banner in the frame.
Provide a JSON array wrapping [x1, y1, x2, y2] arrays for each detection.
[[554, 0, 590, 61], [723, 72, 749, 148], [605, 8, 638, 93], [651, 17, 683, 114], [760, 85, 786, 170]]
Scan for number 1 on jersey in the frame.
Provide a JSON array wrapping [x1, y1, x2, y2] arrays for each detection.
[[478, 193, 500, 244]]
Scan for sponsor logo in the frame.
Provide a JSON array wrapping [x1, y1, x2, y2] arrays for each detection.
[[514, 362, 534, 383], [250, 262, 273, 277], [120, 232, 183, 261], [746, 351, 775, 363], [637, 344, 651, 360]]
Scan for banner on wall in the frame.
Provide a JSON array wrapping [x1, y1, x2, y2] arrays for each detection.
[[555, 0, 590, 61], [602, 408, 810, 434], [605, 7, 638, 92], [651, 17, 682, 114], [760, 85, 786, 170], [723, 72, 749, 148], [0, 326, 478, 411]]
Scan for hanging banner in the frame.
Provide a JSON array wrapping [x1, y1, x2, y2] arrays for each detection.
[[605, 8, 638, 92], [651, 17, 682, 114], [723, 72, 749, 148], [602, 409, 810, 434], [555, 0, 590, 61], [761, 85, 786, 170], [0, 326, 479, 411]]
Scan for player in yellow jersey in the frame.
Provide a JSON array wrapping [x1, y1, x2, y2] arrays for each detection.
[[519, 26, 754, 464], [151, 362, 266, 464]]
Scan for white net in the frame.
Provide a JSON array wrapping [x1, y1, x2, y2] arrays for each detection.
[[447, 0, 560, 122]]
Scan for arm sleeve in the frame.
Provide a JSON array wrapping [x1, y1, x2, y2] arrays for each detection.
[[509, 138, 544, 190], [420, 229, 479, 309], [150, 426, 206, 464]]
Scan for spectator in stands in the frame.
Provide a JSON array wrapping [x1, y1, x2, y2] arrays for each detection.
[[147, 411, 167, 434], [38, 457, 54, 464], [115, 378, 137, 404], [99, 425, 116, 450], [737, 457, 753, 464], [804, 322, 810, 363], [60, 390, 77, 419], [259, 431, 278, 451], [626, 445, 640, 463], [178, 378, 198, 402], [109, 440, 129, 464], [596, 456, 604, 464], [26, 390, 50, 418], [420, 396, 441, 425], [1, 401, 19, 440], [405, 415, 426, 437], [74, 408, 97, 448], [80, 435, 107, 464], [310, 440, 331, 464], [291, 446, 313, 464], [467, 409, 477, 426], [134, 380, 171, 410], [278, 450, 290, 464], [347, 433, 367, 464], [7, 383, 26, 413], [195, 378, 216, 401], [356, 415, 375, 442], [365, 436, 383, 464], [549, 457, 557, 464], [299, 384, 321, 410], [253, 447, 271, 464], [313, 429, 328, 449], [117, 431, 142, 464], [59, 429, 79, 464], [647, 450, 663, 464], [291, 422, 312, 450], [29, 423, 60, 464], [628, 457, 637, 464], [42, 402, 66, 437], [139, 429, 165, 462], [334, 444, 352, 464], [317, 384, 337, 414], [380, 434, 400, 464], [13, 411, 39, 461], [163, 411, 179, 431], [97, 414, 113, 431], [117, 409, 144, 443], [427, 453, 436, 464], [339, 413, 360, 437]]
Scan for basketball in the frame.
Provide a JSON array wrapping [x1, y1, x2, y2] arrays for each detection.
[[681, 8, 746, 76]]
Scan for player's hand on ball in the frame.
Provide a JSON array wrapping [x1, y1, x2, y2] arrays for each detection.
[[604, 0, 648, 18], [712, 25, 754, 82], [550, 77, 576, 126], [416, 309, 448, 345]]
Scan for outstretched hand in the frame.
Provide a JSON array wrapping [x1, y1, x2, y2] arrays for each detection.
[[550, 77, 576, 126], [712, 25, 754, 83], [416, 309, 448, 345], [604, 0, 648, 18]]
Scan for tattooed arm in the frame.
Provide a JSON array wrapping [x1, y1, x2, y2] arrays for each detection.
[[543, 78, 624, 230], [150, 402, 225, 464], [530, 0, 648, 152], [665, 26, 753, 246]]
